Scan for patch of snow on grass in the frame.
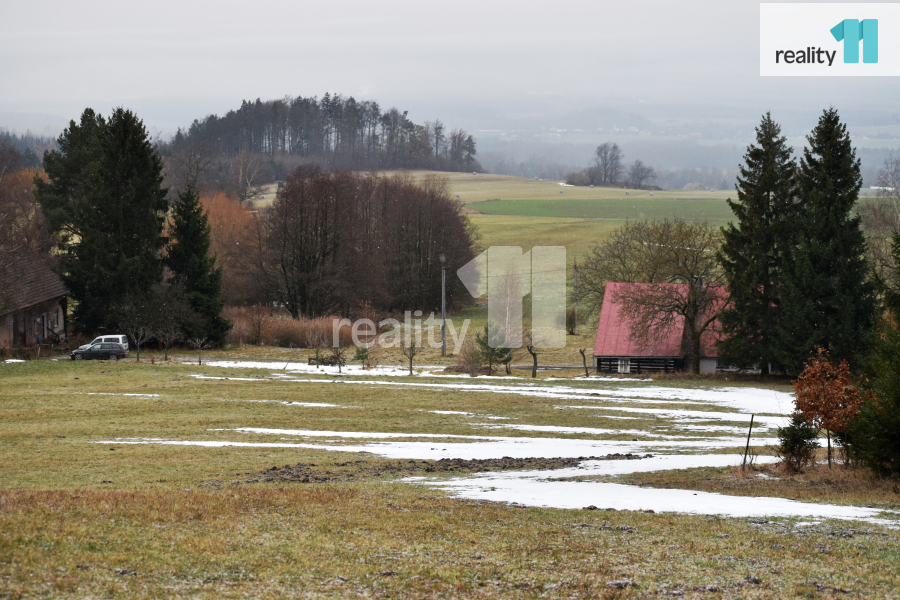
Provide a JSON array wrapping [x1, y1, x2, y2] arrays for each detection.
[[97, 429, 777, 460], [424, 476, 894, 525], [559, 405, 787, 428], [475, 423, 677, 438], [606, 387, 793, 415], [86, 392, 161, 398]]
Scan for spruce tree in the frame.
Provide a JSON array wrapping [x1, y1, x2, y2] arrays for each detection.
[[166, 184, 231, 345], [852, 233, 900, 475], [773, 108, 875, 372], [35, 108, 168, 335], [718, 113, 796, 372]]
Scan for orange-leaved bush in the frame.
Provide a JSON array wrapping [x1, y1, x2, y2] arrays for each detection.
[[792, 347, 867, 466]]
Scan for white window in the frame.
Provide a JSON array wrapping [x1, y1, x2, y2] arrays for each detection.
[[617, 358, 631, 374]]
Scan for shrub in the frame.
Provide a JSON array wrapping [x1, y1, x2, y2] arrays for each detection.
[[222, 307, 352, 348], [454, 340, 484, 377], [475, 323, 512, 374], [776, 413, 821, 472], [793, 347, 865, 466]]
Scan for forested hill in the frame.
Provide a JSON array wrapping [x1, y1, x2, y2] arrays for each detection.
[[163, 93, 480, 174]]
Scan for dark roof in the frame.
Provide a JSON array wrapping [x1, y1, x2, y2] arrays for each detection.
[[593, 282, 726, 359], [0, 250, 67, 316]]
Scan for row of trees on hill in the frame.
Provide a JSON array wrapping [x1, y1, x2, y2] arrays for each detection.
[[565, 142, 657, 188], [161, 94, 480, 195], [0, 130, 52, 170]]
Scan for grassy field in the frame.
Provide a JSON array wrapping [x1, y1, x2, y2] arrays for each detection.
[[468, 198, 735, 222], [2, 359, 899, 598], [14, 172, 895, 598]]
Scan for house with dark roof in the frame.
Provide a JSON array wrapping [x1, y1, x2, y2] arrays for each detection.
[[0, 251, 67, 348], [592, 281, 726, 374]]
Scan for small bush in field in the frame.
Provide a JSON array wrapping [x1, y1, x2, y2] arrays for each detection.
[[776, 413, 820, 472], [353, 346, 369, 367], [455, 340, 484, 377], [793, 347, 867, 466]]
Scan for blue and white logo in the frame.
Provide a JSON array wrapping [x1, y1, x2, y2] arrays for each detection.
[[831, 19, 878, 63], [761, 4, 898, 76]]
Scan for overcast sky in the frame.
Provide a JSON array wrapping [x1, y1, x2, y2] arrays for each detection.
[[2, 0, 899, 136]]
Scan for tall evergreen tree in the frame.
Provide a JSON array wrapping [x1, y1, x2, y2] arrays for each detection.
[[852, 233, 900, 476], [166, 184, 231, 345], [35, 108, 168, 335], [718, 113, 796, 372], [773, 108, 875, 372]]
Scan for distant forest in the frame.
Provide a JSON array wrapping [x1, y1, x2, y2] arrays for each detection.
[[0, 130, 55, 169], [160, 93, 481, 198]]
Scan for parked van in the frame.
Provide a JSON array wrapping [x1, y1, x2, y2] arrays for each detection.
[[79, 335, 129, 352]]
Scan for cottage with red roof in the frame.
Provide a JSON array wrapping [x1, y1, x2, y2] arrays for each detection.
[[592, 281, 726, 374]]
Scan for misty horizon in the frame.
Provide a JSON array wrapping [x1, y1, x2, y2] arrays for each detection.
[[4, 0, 900, 185]]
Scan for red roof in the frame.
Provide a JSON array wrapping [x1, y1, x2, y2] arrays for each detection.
[[593, 282, 726, 358]]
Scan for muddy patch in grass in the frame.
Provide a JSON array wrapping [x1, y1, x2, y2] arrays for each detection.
[[233, 453, 651, 485]]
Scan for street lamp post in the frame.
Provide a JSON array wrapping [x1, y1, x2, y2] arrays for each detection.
[[440, 253, 447, 356]]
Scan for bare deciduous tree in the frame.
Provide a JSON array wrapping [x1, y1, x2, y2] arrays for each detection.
[[330, 346, 347, 373], [594, 142, 623, 184], [628, 160, 656, 189], [0, 137, 21, 186], [426, 119, 445, 159], [231, 150, 269, 203], [117, 295, 157, 362], [860, 154, 900, 281], [612, 220, 725, 374], [164, 140, 218, 195], [307, 326, 329, 366], [188, 336, 212, 365], [152, 282, 196, 360], [401, 342, 423, 375], [579, 220, 677, 317], [578, 348, 591, 377], [524, 330, 540, 378]]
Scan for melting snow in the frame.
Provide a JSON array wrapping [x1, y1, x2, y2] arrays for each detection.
[[604, 386, 792, 415], [426, 476, 894, 525], [559, 405, 787, 428], [96, 428, 777, 460], [86, 392, 161, 398]]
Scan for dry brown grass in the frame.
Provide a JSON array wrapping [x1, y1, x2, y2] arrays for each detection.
[[2, 360, 897, 597], [608, 459, 900, 510], [3, 485, 900, 599], [650, 372, 794, 385]]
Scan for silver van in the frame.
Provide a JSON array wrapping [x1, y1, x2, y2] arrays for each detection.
[[79, 335, 129, 352]]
